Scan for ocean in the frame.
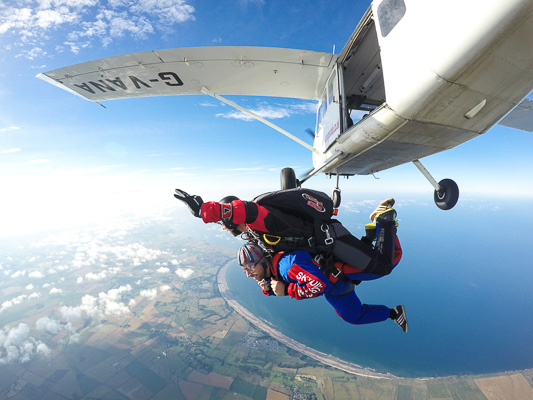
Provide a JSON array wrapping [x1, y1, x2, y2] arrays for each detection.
[[224, 198, 533, 378]]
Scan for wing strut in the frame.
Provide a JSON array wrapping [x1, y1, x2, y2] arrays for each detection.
[[201, 87, 318, 154]]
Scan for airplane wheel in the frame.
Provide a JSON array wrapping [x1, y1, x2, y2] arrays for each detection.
[[281, 167, 298, 190], [332, 189, 341, 208], [434, 179, 459, 210]]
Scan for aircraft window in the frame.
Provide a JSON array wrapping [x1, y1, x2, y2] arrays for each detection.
[[316, 100, 326, 132], [328, 77, 333, 104], [327, 70, 336, 105], [378, 0, 406, 37]]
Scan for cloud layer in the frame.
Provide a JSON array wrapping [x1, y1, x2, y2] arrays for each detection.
[[0, 0, 196, 57], [0, 323, 51, 365]]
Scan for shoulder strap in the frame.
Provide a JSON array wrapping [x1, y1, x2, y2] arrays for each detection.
[[270, 252, 284, 278]]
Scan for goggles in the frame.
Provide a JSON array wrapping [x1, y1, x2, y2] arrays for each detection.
[[241, 256, 265, 272]]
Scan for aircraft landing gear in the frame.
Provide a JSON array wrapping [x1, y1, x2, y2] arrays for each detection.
[[434, 178, 459, 210], [280, 167, 299, 189], [332, 174, 341, 208], [413, 159, 459, 210]]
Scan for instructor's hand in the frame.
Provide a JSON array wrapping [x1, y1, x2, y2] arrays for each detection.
[[271, 280, 287, 296], [174, 189, 203, 218]]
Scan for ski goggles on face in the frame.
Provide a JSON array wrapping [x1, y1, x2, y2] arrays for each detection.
[[241, 262, 259, 272]]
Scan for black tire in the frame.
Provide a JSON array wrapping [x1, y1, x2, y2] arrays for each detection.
[[332, 189, 341, 208], [434, 178, 459, 210], [280, 167, 298, 190]]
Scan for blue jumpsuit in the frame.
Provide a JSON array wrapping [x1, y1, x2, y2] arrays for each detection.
[[266, 251, 393, 325]]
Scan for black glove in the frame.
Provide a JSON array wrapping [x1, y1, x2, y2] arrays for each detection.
[[174, 189, 203, 218]]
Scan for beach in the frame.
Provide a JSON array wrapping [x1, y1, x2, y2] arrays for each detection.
[[217, 261, 399, 380]]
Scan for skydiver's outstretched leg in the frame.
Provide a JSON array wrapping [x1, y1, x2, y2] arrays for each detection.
[[375, 208, 398, 263], [325, 290, 408, 331], [359, 208, 398, 276], [325, 290, 390, 325], [329, 200, 399, 277]]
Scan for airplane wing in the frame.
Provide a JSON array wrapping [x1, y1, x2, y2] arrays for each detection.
[[498, 98, 533, 132], [36, 46, 337, 102]]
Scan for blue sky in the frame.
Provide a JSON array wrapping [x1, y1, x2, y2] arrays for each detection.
[[1, 0, 532, 237]]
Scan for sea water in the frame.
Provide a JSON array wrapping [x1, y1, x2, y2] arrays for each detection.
[[225, 198, 533, 377]]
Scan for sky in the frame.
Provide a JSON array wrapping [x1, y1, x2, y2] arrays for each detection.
[[1, 0, 533, 238]]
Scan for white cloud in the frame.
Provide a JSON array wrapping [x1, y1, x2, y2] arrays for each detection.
[[61, 284, 132, 321], [60, 305, 83, 320], [69, 333, 80, 343], [36, 317, 61, 335], [11, 270, 26, 278], [139, 288, 157, 300], [216, 102, 316, 121], [0, 126, 20, 133], [36, 343, 51, 356], [49, 288, 63, 294], [85, 271, 106, 281], [0, 323, 49, 365], [175, 268, 193, 279], [156, 267, 170, 273], [0, 148, 21, 154], [0, 295, 28, 313], [0, 0, 196, 57], [25, 284, 34, 290], [130, 0, 195, 24], [28, 271, 44, 278], [4, 324, 29, 346], [159, 284, 171, 292]]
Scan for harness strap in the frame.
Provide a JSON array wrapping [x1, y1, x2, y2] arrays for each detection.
[[244, 227, 315, 252], [313, 254, 361, 286]]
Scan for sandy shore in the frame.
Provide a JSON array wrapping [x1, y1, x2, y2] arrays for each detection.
[[217, 261, 398, 380]]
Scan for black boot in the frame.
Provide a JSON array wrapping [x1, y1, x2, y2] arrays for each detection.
[[375, 209, 397, 265]]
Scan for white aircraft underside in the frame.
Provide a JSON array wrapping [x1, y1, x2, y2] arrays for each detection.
[[37, 0, 533, 209]]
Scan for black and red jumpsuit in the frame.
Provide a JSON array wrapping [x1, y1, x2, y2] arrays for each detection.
[[200, 199, 401, 276]]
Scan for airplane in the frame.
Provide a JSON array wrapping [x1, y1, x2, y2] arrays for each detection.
[[37, 0, 533, 210]]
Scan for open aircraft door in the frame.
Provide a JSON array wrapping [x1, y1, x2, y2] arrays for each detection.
[[317, 66, 342, 150]]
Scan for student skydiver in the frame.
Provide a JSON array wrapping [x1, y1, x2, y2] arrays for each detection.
[[236, 242, 408, 332]]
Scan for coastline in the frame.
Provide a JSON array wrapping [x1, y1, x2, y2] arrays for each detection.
[[216, 261, 399, 380]]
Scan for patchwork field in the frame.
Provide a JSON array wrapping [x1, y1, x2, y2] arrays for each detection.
[[1, 233, 532, 400]]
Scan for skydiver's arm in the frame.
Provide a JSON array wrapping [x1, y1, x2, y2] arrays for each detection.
[[200, 200, 313, 237], [199, 200, 263, 225], [278, 252, 328, 300], [285, 264, 327, 300]]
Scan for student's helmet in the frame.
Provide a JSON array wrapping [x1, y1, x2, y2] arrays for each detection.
[[237, 243, 265, 266], [219, 195, 240, 235]]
